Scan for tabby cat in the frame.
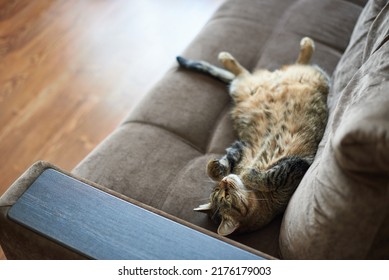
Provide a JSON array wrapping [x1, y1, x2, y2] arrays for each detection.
[[177, 37, 329, 236]]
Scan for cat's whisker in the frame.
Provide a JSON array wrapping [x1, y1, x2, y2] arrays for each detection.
[[241, 188, 256, 193], [194, 197, 211, 202], [202, 178, 217, 184], [211, 205, 221, 220], [233, 192, 268, 202], [245, 197, 269, 201]]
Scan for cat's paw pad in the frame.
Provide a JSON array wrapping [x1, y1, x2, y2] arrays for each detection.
[[207, 159, 228, 181]]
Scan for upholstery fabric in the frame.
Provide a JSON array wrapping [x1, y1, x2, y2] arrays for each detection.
[[73, 0, 367, 257], [280, 0, 389, 259]]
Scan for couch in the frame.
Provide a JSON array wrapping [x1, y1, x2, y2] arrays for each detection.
[[1, 0, 388, 259]]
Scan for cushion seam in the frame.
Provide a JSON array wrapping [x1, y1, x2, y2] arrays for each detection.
[[122, 120, 205, 154], [205, 102, 232, 154], [158, 155, 210, 211]]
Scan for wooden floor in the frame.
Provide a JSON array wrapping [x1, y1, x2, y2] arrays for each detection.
[[0, 0, 224, 260]]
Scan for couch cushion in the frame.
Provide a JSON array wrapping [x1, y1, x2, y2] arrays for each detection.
[[72, 123, 203, 208], [73, 0, 366, 257], [125, 0, 299, 152], [255, 0, 365, 74], [280, 0, 389, 259]]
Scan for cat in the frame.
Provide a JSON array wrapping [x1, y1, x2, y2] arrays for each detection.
[[177, 37, 329, 236]]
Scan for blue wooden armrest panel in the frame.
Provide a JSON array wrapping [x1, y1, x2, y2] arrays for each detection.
[[8, 169, 264, 260]]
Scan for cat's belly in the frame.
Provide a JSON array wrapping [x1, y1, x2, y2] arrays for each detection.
[[232, 87, 327, 170]]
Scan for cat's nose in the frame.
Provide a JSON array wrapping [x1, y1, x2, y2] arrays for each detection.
[[220, 178, 229, 188]]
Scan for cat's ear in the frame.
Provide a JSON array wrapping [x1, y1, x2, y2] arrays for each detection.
[[193, 203, 212, 213], [217, 217, 239, 236]]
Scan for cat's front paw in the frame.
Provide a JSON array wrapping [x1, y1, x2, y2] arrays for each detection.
[[241, 168, 270, 192], [207, 159, 229, 181]]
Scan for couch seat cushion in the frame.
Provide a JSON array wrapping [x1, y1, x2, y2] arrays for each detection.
[[73, 0, 366, 257]]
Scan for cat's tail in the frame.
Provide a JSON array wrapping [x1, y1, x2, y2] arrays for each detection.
[[176, 56, 235, 83], [296, 37, 315, 65]]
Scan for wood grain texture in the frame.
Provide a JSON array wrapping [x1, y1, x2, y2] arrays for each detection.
[[0, 0, 224, 260], [8, 169, 263, 260]]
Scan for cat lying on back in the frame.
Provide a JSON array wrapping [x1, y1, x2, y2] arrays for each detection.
[[177, 37, 329, 236]]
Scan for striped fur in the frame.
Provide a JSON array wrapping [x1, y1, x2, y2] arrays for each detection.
[[186, 38, 329, 236], [176, 56, 235, 83]]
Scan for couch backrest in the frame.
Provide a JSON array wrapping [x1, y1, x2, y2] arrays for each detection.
[[280, 0, 389, 259]]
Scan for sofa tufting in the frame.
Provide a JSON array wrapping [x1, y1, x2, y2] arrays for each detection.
[[1, 0, 388, 259]]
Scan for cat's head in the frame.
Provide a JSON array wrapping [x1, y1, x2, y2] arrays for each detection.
[[194, 174, 274, 236]]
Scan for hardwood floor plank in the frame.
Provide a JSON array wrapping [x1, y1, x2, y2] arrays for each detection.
[[0, 0, 224, 195], [0, 0, 224, 260]]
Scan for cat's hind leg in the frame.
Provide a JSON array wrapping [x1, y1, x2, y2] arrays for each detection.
[[296, 37, 315, 64], [207, 140, 246, 181], [218, 52, 249, 76]]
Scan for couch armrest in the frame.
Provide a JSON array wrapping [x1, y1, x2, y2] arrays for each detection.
[[0, 161, 269, 260], [0, 161, 88, 259]]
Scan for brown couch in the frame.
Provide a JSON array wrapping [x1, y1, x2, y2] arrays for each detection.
[[1, 0, 388, 259]]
